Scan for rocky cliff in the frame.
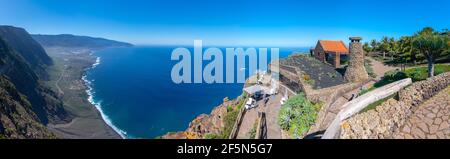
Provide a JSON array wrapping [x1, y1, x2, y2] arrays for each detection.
[[0, 26, 53, 79], [0, 27, 70, 138], [0, 76, 56, 138], [161, 97, 242, 139]]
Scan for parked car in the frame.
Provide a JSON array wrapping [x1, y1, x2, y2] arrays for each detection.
[[245, 98, 257, 109]]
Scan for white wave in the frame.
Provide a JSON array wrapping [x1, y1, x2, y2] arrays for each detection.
[[92, 57, 101, 68], [82, 57, 130, 139]]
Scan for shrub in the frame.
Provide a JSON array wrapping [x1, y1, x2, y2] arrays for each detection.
[[227, 105, 233, 112], [248, 121, 258, 139], [204, 133, 221, 139], [303, 74, 311, 81], [277, 93, 321, 138], [221, 110, 238, 139]]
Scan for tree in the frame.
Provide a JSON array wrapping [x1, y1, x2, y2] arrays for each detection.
[[418, 27, 435, 35], [363, 42, 371, 55], [398, 36, 414, 65], [412, 34, 449, 77], [379, 37, 391, 59], [388, 37, 398, 61], [370, 39, 378, 52]]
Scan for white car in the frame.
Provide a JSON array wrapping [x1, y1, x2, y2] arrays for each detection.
[[245, 98, 256, 110], [280, 97, 287, 105]]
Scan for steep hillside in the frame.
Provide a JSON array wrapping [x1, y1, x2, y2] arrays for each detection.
[[0, 76, 55, 138], [0, 26, 53, 78], [32, 34, 133, 49], [0, 29, 70, 138]]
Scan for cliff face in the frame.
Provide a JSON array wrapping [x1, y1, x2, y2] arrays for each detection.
[[0, 27, 70, 138], [0, 76, 55, 138], [0, 26, 53, 79]]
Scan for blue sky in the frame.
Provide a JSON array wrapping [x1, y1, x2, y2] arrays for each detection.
[[1, 0, 449, 47]]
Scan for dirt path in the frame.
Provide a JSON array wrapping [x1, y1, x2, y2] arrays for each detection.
[[366, 57, 399, 80]]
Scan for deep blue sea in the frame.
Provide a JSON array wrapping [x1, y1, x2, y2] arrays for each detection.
[[84, 46, 307, 138]]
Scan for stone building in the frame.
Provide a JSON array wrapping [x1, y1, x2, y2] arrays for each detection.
[[344, 37, 369, 82], [311, 40, 349, 68]]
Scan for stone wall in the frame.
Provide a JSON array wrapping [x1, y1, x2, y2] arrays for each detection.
[[340, 72, 450, 139], [308, 81, 368, 133]]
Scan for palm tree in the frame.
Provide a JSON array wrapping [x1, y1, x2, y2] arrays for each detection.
[[412, 34, 449, 77], [370, 39, 378, 52], [388, 37, 398, 61], [379, 37, 391, 59], [398, 36, 413, 64]]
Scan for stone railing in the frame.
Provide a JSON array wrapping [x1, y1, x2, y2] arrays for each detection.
[[308, 81, 369, 133], [323, 78, 412, 139], [340, 72, 450, 139]]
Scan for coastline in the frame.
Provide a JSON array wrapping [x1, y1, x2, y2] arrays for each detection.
[[82, 56, 128, 139], [45, 47, 122, 139]]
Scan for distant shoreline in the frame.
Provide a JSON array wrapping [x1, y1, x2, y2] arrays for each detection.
[[45, 46, 123, 139], [82, 54, 128, 139]]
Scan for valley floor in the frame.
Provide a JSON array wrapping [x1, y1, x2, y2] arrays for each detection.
[[44, 47, 121, 139]]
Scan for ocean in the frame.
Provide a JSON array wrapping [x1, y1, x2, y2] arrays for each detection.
[[83, 46, 308, 138]]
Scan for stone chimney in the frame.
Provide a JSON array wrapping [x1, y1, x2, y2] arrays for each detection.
[[344, 37, 369, 82]]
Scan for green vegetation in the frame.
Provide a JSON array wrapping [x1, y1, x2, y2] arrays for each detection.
[[380, 64, 450, 83], [235, 95, 246, 110], [153, 136, 162, 139], [248, 121, 258, 139], [360, 94, 396, 113], [207, 94, 247, 139], [203, 133, 221, 139], [366, 27, 449, 67], [220, 109, 239, 139], [278, 93, 321, 138], [359, 64, 450, 96], [358, 86, 375, 96], [412, 33, 449, 77], [403, 64, 450, 81], [227, 105, 233, 112]]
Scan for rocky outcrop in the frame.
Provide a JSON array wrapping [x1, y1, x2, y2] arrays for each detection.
[[341, 71, 450, 139], [344, 37, 369, 83]]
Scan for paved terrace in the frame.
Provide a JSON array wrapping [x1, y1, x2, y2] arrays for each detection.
[[394, 86, 450, 139]]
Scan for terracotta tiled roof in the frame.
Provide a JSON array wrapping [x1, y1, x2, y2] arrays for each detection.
[[318, 40, 349, 54]]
